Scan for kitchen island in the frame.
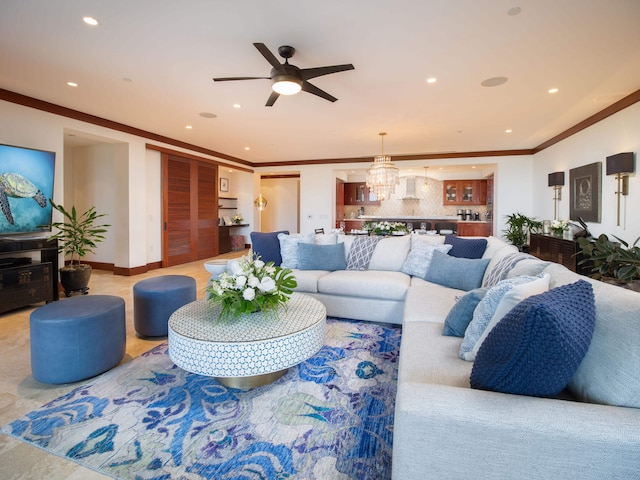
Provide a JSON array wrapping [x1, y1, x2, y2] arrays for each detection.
[[338, 216, 492, 236]]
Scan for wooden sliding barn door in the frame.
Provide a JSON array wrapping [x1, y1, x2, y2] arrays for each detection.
[[162, 154, 218, 267]]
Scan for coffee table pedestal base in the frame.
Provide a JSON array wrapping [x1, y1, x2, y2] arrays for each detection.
[[215, 368, 287, 389]]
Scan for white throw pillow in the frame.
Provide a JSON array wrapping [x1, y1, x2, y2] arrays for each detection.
[[314, 233, 338, 245], [469, 273, 551, 361], [368, 235, 412, 271]]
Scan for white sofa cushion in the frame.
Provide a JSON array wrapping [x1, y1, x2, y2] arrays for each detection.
[[317, 270, 410, 301], [368, 235, 412, 271], [291, 269, 331, 293], [404, 282, 462, 324]]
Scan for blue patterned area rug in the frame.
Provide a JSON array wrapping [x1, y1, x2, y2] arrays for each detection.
[[2, 318, 401, 479]]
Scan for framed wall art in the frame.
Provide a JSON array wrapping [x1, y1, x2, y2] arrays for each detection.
[[219, 177, 229, 192], [569, 162, 601, 222]]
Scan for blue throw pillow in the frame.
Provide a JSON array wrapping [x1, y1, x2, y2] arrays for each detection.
[[471, 280, 595, 397], [445, 235, 488, 259], [442, 287, 489, 337], [297, 242, 346, 271], [424, 251, 490, 291], [250, 230, 289, 266]]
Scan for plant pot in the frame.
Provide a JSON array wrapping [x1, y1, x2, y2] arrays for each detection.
[[59, 264, 92, 297]]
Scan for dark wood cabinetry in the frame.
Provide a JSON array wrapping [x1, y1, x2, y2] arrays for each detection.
[[529, 234, 590, 275], [0, 238, 58, 313], [457, 222, 492, 237], [443, 180, 487, 205], [344, 182, 380, 205]]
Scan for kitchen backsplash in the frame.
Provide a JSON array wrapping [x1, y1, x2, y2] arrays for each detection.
[[343, 177, 489, 219]]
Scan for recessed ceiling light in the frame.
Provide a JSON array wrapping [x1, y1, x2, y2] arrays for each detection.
[[67, 82, 78, 87], [83, 16, 99, 26], [233, 104, 241, 109], [505, 129, 513, 133], [507, 7, 522, 16], [548, 88, 559, 94], [471, 166, 476, 169], [199, 112, 217, 118], [244, 147, 250, 151], [122, 77, 133, 83], [185, 125, 193, 130], [426, 77, 437, 84], [481, 76, 508, 87]]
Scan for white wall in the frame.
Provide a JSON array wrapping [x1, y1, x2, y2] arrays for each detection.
[[532, 102, 640, 243], [2, 97, 639, 267], [260, 177, 300, 233]]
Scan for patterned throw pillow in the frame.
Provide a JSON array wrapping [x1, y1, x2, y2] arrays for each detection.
[[278, 233, 315, 269], [482, 252, 537, 287], [471, 280, 595, 397], [346, 236, 381, 270], [459, 275, 540, 361], [401, 242, 453, 278]]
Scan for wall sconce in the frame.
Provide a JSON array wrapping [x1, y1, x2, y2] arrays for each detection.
[[548, 171, 565, 221], [254, 193, 268, 211], [606, 152, 635, 226]]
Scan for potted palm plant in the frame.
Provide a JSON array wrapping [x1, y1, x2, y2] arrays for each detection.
[[503, 212, 542, 251], [46, 200, 110, 296], [577, 234, 640, 292]]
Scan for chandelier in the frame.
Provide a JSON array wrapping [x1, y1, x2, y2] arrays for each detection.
[[422, 166, 430, 192], [366, 132, 399, 200]]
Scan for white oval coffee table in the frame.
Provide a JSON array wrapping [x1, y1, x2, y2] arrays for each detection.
[[168, 293, 326, 388]]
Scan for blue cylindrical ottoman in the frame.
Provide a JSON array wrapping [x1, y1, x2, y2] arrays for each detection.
[[133, 275, 196, 337], [30, 295, 126, 384]]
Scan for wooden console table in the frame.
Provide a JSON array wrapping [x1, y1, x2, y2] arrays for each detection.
[[0, 237, 59, 313], [529, 233, 590, 276]]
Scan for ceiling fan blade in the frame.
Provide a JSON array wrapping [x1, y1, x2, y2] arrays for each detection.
[[253, 43, 283, 71], [301, 81, 338, 102], [266, 91, 280, 107], [213, 76, 269, 82], [300, 64, 355, 81]]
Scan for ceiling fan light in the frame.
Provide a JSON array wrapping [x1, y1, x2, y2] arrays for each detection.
[[272, 77, 302, 95]]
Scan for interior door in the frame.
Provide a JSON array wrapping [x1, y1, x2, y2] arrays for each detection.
[[162, 154, 218, 267]]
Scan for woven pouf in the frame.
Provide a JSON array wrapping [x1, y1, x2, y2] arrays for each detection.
[[30, 295, 126, 384], [133, 275, 196, 337]]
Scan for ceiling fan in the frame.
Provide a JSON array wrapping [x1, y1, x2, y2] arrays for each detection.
[[213, 43, 355, 106]]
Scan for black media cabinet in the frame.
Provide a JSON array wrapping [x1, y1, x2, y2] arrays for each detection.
[[0, 238, 58, 313]]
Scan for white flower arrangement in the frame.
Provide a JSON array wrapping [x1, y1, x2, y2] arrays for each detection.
[[550, 219, 570, 235], [206, 251, 297, 319], [232, 214, 243, 224], [363, 221, 409, 236]]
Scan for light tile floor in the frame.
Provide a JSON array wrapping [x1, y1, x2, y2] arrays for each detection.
[[0, 250, 246, 479]]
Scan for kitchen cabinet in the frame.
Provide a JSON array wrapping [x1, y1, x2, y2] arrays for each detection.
[[457, 222, 492, 237], [443, 180, 487, 205], [344, 182, 380, 205]]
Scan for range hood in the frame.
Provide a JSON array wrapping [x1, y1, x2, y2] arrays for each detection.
[[402, 176, 421, 199]]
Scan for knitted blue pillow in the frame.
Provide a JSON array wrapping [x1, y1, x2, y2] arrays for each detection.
[[471, 280, 595, 397], [250, 230, 289, 266], [445, 235, 487, 259]]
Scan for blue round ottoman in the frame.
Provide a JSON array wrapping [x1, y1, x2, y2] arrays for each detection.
[[133, 275, 196, 337], [30, 295, 126, 384]]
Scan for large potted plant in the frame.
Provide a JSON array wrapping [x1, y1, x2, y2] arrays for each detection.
[[503, 213, 542, 251], [45, 200, 110, 296], [577, 234, 640, 292]]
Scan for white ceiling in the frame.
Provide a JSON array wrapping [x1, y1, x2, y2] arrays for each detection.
[[2, 0, 640, 165]]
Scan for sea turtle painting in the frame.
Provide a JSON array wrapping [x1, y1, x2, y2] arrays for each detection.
[[0, 173, 47, 225]]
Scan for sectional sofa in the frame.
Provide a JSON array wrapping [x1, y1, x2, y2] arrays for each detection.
[[248, 231, 640, 480]]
